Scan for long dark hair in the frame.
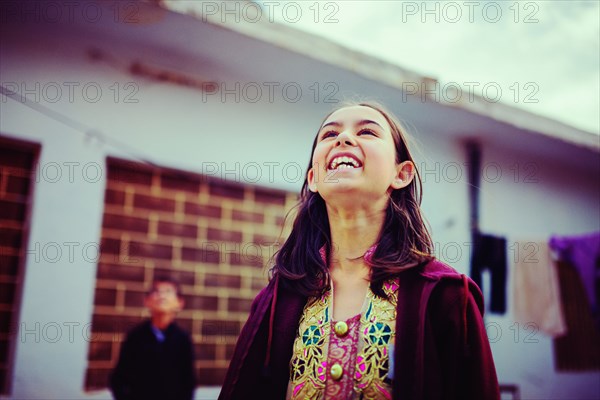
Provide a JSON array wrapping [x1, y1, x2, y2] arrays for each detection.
[[272, 101, 434, 298]]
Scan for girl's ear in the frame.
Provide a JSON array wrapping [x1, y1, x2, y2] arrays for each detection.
[[307, 167, 318, 193], [391, 160, 415, 190]]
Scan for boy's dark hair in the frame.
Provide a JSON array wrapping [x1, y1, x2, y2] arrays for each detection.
[[147, 275, 183, 298]]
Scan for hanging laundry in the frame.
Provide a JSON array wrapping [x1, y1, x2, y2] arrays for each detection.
[[549, 232, 600, 328], [512, 241, 566, 337], [470, 232, 507, 314], [553, 259, 600, 371]]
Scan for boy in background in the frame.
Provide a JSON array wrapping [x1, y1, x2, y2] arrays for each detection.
[[110, 276, 196, 400]]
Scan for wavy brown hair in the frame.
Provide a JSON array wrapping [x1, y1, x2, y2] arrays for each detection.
[[272, 101, 434, 298]]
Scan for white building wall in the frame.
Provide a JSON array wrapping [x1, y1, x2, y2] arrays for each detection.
[[480, 144, 600, 400]]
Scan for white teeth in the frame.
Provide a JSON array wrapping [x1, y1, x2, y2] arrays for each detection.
[[329, 155, 361, 170]]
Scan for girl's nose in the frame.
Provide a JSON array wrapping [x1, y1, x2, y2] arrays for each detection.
[[335, 130, 356, 146]]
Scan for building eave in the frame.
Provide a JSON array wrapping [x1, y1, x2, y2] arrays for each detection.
[[162, 0, 599, 152]]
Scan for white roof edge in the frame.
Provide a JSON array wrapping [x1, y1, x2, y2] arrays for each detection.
[[162, 1, 599, 153], [439, 92, 600, 151]]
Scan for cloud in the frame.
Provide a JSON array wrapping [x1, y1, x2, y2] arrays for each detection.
[[257, 0, 599, 133]]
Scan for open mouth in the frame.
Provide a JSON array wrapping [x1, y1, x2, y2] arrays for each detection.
[[327, 154, 363, 171]]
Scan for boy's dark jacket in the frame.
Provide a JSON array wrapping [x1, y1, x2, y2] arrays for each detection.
[[109, 320, 195, 400], [219, 258, 500, 400]]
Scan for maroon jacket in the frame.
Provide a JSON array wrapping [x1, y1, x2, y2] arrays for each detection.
[[219, 258, 500, 400]]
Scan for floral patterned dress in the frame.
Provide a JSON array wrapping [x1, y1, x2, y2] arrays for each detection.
[[286, 279, 398, 400]]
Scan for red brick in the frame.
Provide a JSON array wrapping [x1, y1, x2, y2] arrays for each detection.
[[94, 288, 117, 306], [0, 282, 15, 305], [229, 252, 263, 268], [177, 318, 193, 334], [184, 202, 221, 218], [195, 343, 216, 360], [114, 243, 146, 266], [239, 245, 267, 265], [129, 241, 172, 260], [208, 180, 244, 200], [104, 189, 125, 206], [181, 246, 220, 264], [204, 273, 241, 289], [0, 200, 25, 221], [0, 254, 19, 277], [207, 228, 242, 243], [182, 294, 218, 311], [197, 367, 227, 386], [0, 312, 11, 333], [0, 314, 17, 337], [160, 172, 201, 194], [87, 156, 301, 392], [228, 297, 253, 313], [0, 227, 22, 248], [0, 338, 8, 363], [254, 187, 286, 205], [107, 160, 153, 185], [88, 341, 112, 362], [103, 214, 149, 233], [201, 319, 240, 337], [0, 147, 35, 169], [96, 263, 145, 282], [157, 221, 197, 239], [252, 234, 281, 246], [275, 215, 286, 226], [85, 368, 111, 390], [153, 268, 195, 285], [5, 174, 31, 197], [100, 238, 121, 256], [133, 193, 175, 212], [232, 210, 264, 223], [91, 314, 142, 333], [124, 290, 145, 308]]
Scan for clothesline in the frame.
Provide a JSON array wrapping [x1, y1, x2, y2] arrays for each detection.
[[470, 230, 600, 371]]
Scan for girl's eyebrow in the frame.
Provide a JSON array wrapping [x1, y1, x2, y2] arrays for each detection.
[[320, 119, 383, 131]]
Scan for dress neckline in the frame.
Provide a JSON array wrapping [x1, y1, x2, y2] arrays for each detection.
[[331, 312, 361, 324]]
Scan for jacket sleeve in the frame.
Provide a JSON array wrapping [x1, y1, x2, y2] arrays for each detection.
[[429, 278, 500, 400], [218, 283, 274, 400]]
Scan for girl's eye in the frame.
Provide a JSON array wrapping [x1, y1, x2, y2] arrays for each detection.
[[358, 129, 376, 136], [321, 131, 338, 139]]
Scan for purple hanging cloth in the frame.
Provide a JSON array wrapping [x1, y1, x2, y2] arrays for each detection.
[[549, 232, 600, 323]]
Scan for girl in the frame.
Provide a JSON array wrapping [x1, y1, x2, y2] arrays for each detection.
[[219, 101, 500, 400]]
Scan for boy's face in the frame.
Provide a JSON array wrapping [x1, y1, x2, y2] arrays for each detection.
[[145, 282, 184, 315]]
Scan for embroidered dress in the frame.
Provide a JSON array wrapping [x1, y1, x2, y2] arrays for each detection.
[[287, 279, 399, 400], [324, 313, 361, 399]]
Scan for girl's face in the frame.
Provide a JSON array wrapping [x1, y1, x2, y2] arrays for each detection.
[[307, 106, 413, 204]]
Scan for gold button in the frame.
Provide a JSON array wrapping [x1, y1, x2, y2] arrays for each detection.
[[330, 363, 343, 380], [334, 321, 349, 337]]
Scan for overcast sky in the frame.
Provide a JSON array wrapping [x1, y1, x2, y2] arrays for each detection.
[[255, 0, 599, 134]]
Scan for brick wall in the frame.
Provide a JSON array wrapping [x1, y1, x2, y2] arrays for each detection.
[[85, 157, 297, 390], [0, 136, 40, 395]]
